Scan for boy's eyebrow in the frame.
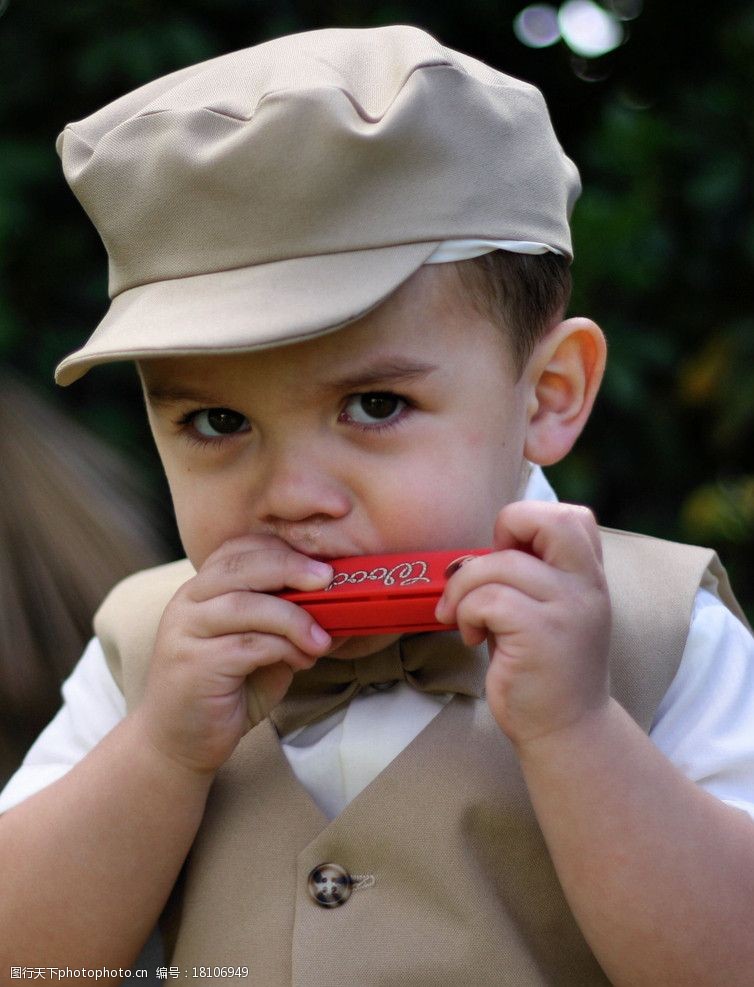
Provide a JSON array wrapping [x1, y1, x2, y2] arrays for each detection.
[[141, 359, 439, 408], [322, 359, 439, 391], [142, 384, 229, 407]]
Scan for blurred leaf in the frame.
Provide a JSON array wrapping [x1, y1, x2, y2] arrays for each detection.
[[678, 336, 731, 406], [681, 478, 754, 544]]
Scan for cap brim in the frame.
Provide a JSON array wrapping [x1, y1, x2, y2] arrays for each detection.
[[55, 241, 442, 385]]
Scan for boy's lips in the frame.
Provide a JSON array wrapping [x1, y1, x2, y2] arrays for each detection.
[[264, 522, 365, 562], [283, 544, 368, 564]]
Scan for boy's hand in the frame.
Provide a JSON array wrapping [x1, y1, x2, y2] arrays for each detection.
[[435, 502, 611, 749], [135, 535, 333, 776]]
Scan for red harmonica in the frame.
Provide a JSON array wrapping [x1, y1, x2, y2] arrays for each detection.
[[279, 548, 491, 636]]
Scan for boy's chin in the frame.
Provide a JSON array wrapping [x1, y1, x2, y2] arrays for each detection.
[[325, 633, 402, 660]]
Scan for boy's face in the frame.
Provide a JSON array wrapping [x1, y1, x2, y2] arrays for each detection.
[[140, 265, 536, 657]]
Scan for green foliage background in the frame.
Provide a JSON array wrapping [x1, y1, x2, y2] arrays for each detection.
[[1, 0, 752, 621]]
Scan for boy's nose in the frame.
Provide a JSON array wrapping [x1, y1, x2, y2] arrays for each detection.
[[253, 448, 352, 526]]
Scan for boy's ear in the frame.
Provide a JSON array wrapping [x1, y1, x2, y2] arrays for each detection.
[[523, 317, 606, 467]]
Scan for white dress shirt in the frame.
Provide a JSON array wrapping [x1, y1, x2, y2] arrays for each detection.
[[1, 466, 753, 823]]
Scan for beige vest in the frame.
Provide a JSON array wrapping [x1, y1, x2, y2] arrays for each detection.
[[95, 528, 747, 985]]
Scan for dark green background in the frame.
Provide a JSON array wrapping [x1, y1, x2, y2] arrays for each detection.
[[1, 0, 752, 620]]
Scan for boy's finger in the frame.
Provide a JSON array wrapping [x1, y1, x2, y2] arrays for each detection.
[[192, 591, 331, 656], [201, 531, 291, 565], [205, 631, 320, 676], [187, 546, 333, 602], [492, 501, 603, 575], [435, 549, 561, 622], [453, 582, 539, 644]]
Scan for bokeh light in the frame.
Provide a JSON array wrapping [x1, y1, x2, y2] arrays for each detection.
[[513, 5, 561, 49], [513, 1, 630, 66], [558, 0, 624, 57]]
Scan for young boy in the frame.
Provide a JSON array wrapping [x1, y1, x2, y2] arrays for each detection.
[[2, 25, 754, 986]]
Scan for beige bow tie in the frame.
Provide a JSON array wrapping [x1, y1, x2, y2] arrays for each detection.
[[247, 632, 488, 737]]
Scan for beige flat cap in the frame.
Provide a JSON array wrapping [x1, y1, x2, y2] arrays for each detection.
[[54, 25, 580, 385]]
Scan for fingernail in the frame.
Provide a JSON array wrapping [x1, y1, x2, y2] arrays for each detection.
[[310, 624, 331, 649], [307, 560, 334, 581]]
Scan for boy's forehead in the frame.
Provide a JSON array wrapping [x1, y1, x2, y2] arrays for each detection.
[[139, 267, 504, 398]]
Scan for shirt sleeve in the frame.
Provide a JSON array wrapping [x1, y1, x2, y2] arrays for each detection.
[[649, 588, 754, 821], [0, 637, 125, 814]]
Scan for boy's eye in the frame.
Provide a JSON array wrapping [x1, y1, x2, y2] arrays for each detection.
[[342, 392, 406, 425], [192, 408, 250, 437]]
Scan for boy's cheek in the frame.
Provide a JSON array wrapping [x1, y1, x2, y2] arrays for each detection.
[[164, 471, 257, 565], [170, 504, 237, 571]]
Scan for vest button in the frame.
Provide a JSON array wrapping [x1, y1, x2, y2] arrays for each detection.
[[308, 862, 352, 908]]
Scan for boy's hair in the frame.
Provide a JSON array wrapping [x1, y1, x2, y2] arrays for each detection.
[[456, 251, 573, 376]]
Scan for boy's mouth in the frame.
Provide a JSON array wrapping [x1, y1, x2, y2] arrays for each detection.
[[263, 523, 354, 562], [271, 532, 372, 565], [290, 546, 363, 564]]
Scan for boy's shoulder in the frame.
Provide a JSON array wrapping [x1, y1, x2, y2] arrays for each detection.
[[598, 525, 746, 626], [96, 557, 195, 622], [94, 558, 195, 698], [597, 525, 749, 728], [599, 524, 714, 575]]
